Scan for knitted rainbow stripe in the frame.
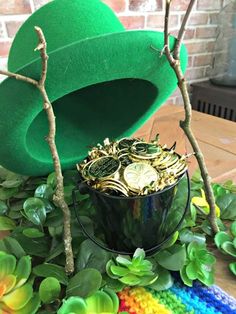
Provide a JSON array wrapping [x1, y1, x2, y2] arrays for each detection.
[[118, 280, 236, 314]]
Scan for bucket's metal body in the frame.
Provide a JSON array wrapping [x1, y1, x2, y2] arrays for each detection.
[[73, 172, 190, 255]]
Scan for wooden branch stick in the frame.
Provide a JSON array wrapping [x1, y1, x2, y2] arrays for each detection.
[[174, 0, 195, 60], [0, 27, 74, 273], [164, 0, 219, 233], [34, 27, 74, 273]]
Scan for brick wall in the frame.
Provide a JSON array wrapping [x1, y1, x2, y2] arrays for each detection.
[[0, 0, 230, 104]]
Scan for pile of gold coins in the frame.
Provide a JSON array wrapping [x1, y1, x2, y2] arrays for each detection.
[[77, 136, 189, 197]]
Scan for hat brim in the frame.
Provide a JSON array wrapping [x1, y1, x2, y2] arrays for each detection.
[[0, 30, 187, 175]]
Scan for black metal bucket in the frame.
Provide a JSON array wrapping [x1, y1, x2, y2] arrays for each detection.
[[73, 171, 190, 255]]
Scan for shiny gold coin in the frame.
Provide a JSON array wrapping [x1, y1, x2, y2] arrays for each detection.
[[130, 142, 162, 158], [124, 162, 158, 191], [99, 178, 129, 192], [88, 156, 121, 180]]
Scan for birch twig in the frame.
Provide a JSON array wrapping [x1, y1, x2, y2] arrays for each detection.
[[0, 27, 74, 273], [163, 0, 219, 233]]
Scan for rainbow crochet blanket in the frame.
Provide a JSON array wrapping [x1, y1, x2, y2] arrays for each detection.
[[118, 280, 236, 314]]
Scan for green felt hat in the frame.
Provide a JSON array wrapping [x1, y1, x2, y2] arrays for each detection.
[[0, 0, 187, 176]]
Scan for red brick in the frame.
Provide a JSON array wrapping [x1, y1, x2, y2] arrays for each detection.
[[0, 22, 4, 38], [0, 0, 31, 15], [197, 0, 221, 11], [6, 20, 24, 38], [183, 13, 208, 26], [185, 67, 205, 80], [102, 0, 126, 13], [119, 15, 145, 29], [209, 13, 218, 25], [196, 26, 217, 39], [171, 0, 196, 11], [147, 14, 179, 29], [188, 56, 193, 67], [185, 40, 215, 55], [33, 0, 50, 10], [172, 28, 195, 40], [0, 41, 12, 57], [193, 54, 213, 66], [185, 41, 206, 54], [129, 0, 162, 12]]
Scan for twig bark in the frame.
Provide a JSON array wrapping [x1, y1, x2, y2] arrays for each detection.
[[0, 27, 74, 273], [163, 0, 219, 233]]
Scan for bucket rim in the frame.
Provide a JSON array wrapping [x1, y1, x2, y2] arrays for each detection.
[[79, 170, 188, 200]]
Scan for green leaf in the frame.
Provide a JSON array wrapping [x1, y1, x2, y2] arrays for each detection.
[[162, 231, 179, 249], [179, 229, 206, 245], [14, 293, 40, 314], [58, 297, 87, 314], [86, 290, 114, 313], [23, 228, 45, 238], [233, 238, 236, 249], [133, 248, 145, 260], [23, 197, 46, 225], [39, 277, 61, 304], [180, 266, 193, 287], [116, 256, 132, 267], [45, 242, 64, 262], [221, 241, 236, 257], [186, 262, 198, 280], [197, 270, 214, 286], [41, 199, 55, 213], [106, 260, 119, 279], [47, 172, 57, 189], [148, 267, 173, 291], [155, 244, 186, 271], [0, 179, 23, 188], [2, 283, 33, 310], [76, 239, 111, 274], [119, 274, 141, 285], [191, 169, 202, 183], [214, 232, 232, 249], [217, 194, 236, 220], [12, 233, 50, 258], [0, 253, 16, 279], [139, 274, 158, 286], [14, 255, 31, 288], [67, 268, 102, 298], [0, 236, 25, 258], [229, 262, 236, 276], [34, 184, 54, 200], [110, 265, 130, 277], [200, 220, 212, 236], [33, 263, 68, 285], [0, 187, 18, 200], [64, 185, 75, 205], [230, 221, 236, 237], [102, 274, 125, 292], [0, 216, 15, 230], [0, 200, 8, 215]]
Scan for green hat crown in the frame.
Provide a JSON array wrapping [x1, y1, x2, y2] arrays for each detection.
[[8, 0, 125, 72]]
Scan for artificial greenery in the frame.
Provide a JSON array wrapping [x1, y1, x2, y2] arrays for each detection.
[[0, 165, 235, 312], [215, 221, 236, 276], [0, 251, 40, 313], [106, 248, 158, 286]]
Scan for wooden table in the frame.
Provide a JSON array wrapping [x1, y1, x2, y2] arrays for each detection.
[[135, 104, 236, 297], [135, 105, 236, 183]]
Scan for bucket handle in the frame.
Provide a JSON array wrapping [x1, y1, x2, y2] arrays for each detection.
[[72, 171, 191, 256]]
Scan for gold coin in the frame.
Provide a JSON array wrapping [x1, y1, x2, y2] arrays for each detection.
[[88, 156, 121, 180], [99, 178, 129, 192], [124, 162, 158, 191]]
